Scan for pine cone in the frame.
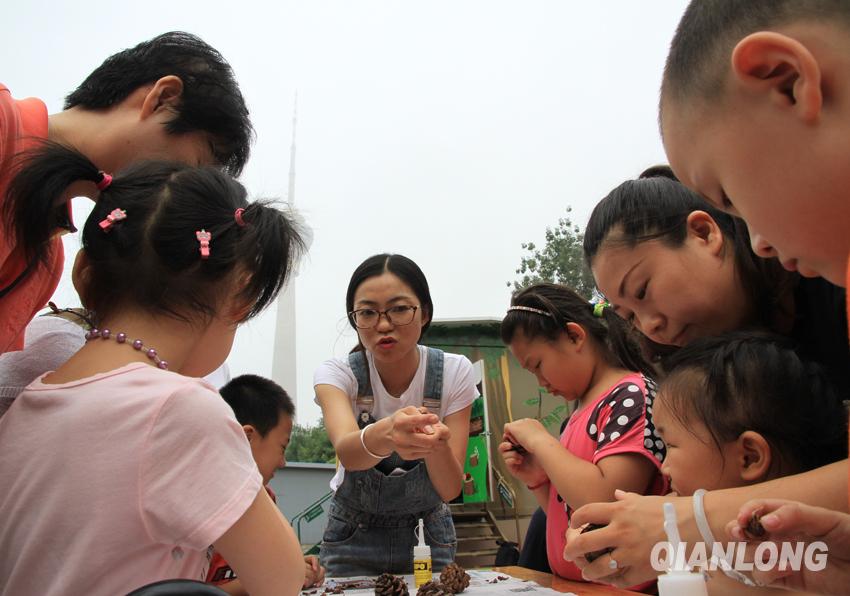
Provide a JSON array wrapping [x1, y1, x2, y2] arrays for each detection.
[[439, 563, 470, 594], [375, 572, 409, 596], [416, 581, 452, 596]]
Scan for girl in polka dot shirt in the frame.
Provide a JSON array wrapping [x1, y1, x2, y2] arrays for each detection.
[[498, 283, 666, 591]]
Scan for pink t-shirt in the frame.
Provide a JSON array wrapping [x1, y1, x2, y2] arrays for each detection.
[[0, 363, 263, 596], [546, 373, 666, 589]]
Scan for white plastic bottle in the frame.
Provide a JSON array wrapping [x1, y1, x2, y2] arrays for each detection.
[[413, 518, 432, 588], [657, 502, 708, 596]]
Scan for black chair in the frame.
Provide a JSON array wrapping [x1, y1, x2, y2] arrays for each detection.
[[126, 580, 228, 596]]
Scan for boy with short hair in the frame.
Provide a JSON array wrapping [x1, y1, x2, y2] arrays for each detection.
[[1, 31, 253, 353], [565, 1, 850, 592], [210, 374, 325, 593]]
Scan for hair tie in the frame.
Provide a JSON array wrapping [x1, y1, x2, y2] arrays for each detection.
[[98, 208, 127, 232], [592, 302, 610, 317], [96, 171, 113, 191], [234, 207, 247, 227], [507, 305, 553, 318], [195, 229, 212, 259]]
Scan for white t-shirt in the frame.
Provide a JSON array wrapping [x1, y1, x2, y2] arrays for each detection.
[[0, 363, 262, 596], [0, 315, 86, 416], [313, 345, 479, 490]]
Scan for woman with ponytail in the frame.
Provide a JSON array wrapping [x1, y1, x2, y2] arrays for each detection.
[[498, 283, 666, 592], [0, 143, 306, 596]]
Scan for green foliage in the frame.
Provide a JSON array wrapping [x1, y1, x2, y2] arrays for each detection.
[[286, 418, 336, 464], [510, 207, 596, 300]]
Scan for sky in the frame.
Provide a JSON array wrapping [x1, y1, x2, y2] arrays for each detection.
[[3, 1, 690, 425]]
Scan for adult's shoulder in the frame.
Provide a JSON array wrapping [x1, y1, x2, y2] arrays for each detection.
[[791, 276, 849, 395], [438, 350, 474, 372], [313, 354, 358, 397]]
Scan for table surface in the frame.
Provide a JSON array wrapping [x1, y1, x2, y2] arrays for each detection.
[[492, 566, 640, 595]]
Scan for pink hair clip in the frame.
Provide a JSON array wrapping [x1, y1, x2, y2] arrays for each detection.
[[196, 229, 212, 259], [98, 208, 127, 231], [234, 207, 247, 227], [96, 171, 113, 191]]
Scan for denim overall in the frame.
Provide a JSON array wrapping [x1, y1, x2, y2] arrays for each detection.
[[319, 347, 457, 576]]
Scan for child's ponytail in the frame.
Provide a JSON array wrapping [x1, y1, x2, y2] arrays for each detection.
[[596, 305, 656, 378], [231, 201, 306, 321], [3, 141, 107, 265], [67, 160, 306, 325], [501, 283, 655, 378]]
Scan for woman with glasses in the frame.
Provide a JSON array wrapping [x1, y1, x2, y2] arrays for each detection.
[[313, 253, 477, 577]]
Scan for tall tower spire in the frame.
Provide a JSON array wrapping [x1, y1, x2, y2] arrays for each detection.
[[287, 92, 297, 205], [271, 94, 298, 396]]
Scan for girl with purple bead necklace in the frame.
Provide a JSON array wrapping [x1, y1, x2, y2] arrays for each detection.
[[0, 142, 308, 596]]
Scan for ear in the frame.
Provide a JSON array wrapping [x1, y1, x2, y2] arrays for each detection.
[[243, 424, 257, 443], [685, 210, 725, 256], [420, 306, 431, 329], [71, 250, 93, 307], [140, 75, 184, 120], [735, 430, 772, 483], [731, 32, 823, 123], [564, 321, 587, 347]]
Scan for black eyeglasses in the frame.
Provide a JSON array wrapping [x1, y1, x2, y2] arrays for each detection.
[[348, 305, 418, 329]]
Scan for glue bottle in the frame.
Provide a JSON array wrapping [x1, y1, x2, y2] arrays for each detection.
[[413, 518, 432, 587], [657, 502, 708, 596]]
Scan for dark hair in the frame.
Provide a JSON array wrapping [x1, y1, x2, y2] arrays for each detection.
[[660, 331, 848, 476], [220, 374, 295, 436], [583, 166, 792, 332], [345, 254, 434, 347], [501, 282, 656, 378], [65, 31, 253, 175], [662, 0, 850, 106], [7, 142, 304, 323]]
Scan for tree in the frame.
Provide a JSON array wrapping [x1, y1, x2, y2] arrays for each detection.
[[286, 418, 336, 464], [510, 207, 596, 299]]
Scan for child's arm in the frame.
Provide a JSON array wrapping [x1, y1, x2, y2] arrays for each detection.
[[216, 579, 247, 596], [504, 418, 657, 510], [303, 555, 325, 588], [316, 384, 442, 468], [215, 487, 305, 596], [564, 459, 849, 589], [423, 406, 472, 501]]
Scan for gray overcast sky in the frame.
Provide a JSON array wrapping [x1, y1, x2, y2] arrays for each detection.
[[4, 1, 689, 425]]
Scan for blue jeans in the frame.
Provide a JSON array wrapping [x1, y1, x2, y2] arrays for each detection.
[[319, 456, 457, 576]]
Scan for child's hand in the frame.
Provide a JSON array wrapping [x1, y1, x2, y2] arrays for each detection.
[[503, 418, 547, 453], [389, 406, 441, 460], [498, 438, 546, 488], [725, 499, 850, 594], [303, 555, 325, 588]]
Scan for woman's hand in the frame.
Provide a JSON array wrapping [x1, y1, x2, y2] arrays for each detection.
[[725, 499, 850, 595], [564, 490, 679, 587], [387, 405, 441, 460]]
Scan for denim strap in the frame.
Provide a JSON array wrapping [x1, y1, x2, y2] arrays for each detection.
[[422, 347, 444, 414], [348, 350, 375, 416]]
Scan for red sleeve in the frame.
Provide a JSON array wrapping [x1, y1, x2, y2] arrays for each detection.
[[587, 377, 665, 469]]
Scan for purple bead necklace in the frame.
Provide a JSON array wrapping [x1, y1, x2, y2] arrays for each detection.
[[85, 328, 169, 370]]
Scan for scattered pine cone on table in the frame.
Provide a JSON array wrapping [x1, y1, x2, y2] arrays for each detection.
[[416, 580, 453, 596], [439, 563, 470, 594], [375, 572, 409, 596]]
